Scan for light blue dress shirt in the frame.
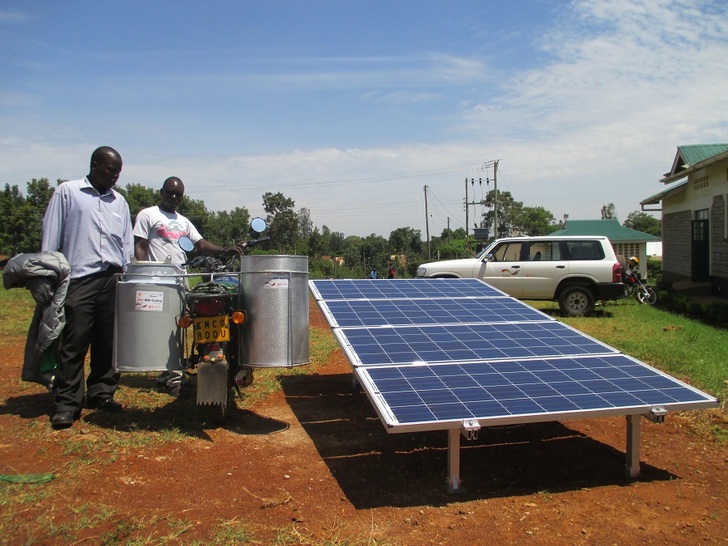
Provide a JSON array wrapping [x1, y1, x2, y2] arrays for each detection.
[[41, 178, 133, 279]]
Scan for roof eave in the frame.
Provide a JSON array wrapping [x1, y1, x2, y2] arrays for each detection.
[[660, 149, 728, 184]]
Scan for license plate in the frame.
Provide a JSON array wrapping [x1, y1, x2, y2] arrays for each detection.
[[193, 315, 230, 342]]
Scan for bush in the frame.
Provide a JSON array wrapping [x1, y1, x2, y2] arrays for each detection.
[[658, 289, 728, 329]]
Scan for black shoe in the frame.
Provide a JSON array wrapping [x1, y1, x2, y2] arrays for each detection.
[[166, 381, 192, 397], [88, 397, 123, 412], [51, 411, 77, 429]]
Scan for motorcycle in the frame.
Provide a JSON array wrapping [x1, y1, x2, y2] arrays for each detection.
[[177, 218, 268, 422], [623, 267, 658, 305]]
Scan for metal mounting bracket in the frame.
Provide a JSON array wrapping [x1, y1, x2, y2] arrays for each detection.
[[461, 419, 480, 440], [646, 406, 668, 424]]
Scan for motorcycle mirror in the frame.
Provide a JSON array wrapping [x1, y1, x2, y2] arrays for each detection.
[[250, 217, 266, 233], [178, 236, 195, 252]]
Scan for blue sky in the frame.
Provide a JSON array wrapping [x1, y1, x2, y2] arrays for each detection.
[[2, 0, 727, 238]]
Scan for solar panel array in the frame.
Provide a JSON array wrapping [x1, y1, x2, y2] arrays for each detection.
[[310, 278, 718, 432]]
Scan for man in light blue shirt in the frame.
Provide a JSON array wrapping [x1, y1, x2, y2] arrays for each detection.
[[42, 146, 133, 429]]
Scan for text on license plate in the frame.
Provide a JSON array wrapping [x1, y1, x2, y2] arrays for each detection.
[[193, 315, 230, 342]]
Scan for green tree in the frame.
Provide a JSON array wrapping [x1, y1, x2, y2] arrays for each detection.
[[24, 178, 55, 252], [624, 211, 661, 237], [601, 203, 617, 220], [388, 227, 423, 276], [205, 207, 251, 247], [482, 190, 522, 238], [307, 226, 324, 259], [515, 206, 556, 236], [177, 196, 211, 235], [326, 226, 347, 255], [431, 238, 468, 260], [120, 183, 158, 220], [263, 192, 299, 253], [0, 183, 27, 254], [0, 179, 57, 254]]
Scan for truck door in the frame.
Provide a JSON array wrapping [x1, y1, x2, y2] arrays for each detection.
[[479, 241, 525, 296], [520, 241, 568, 298]]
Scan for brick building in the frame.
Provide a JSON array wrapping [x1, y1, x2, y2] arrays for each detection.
[[641, 144, 728, 296]]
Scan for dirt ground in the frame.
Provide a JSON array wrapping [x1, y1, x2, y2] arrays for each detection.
[[0, 299, 726, 545]]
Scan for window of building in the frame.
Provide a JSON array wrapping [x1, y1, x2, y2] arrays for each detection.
[[693, 175, 709, 190]]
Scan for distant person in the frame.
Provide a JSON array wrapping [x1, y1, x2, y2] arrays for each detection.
[[370, 268, 377, 279], [387, 263, 395, 279], [41, 146, 133, 429], [133, 176, 245, 395]]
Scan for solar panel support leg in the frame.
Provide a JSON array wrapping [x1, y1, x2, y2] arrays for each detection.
[[447, 429, 462, 494], [625, 414, 641, 478]]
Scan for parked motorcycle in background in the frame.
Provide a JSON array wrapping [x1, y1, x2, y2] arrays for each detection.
[[177, 217, 269, 422], [623, 256, 657, 305]]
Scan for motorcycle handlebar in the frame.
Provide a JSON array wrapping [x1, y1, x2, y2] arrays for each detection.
[[246, 236, 270, 247], [182, 237, 271, 269]]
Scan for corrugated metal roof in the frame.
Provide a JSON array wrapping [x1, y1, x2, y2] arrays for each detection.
[[678, 144, 728, 167], [641, 180, 687, 206], [662, 143, 728, 183], [549, 219, 660, 242]]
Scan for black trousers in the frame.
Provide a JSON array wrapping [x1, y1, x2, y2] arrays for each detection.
[[54, 270, 120, 414]]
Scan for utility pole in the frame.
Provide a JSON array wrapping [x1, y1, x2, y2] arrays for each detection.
[[464, 160, 499, 251], [464, 178, 469, 252], [424, 185, 431, 259], [465, 177, 485, 251], [493, 160, 499, 239], [475, 159, 499, 239]]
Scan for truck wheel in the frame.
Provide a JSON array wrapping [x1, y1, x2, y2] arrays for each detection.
[[558, 285, 595, 317]]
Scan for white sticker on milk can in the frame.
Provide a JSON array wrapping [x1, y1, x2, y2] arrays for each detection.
[[264, 273, 289, 289], [134, 290, 165, 311]]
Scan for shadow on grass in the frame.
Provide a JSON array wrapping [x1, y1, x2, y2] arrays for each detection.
[[535, 305, 616, 319], [280, 371, 676, 509], [0, 372, 289, 441]]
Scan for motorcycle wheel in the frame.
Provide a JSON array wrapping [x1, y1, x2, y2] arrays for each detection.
[[637, 286, 658, 305]]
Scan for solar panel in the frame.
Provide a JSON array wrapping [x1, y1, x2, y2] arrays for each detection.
[[309, 278, 506, 301], [308, 278, 719, 491], [357, 354, 717, 429], [335, 321, 617, 367], [317, 296, 552, 328]]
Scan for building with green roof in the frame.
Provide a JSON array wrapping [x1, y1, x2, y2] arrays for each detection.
[[641, 144, 728, 295]]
